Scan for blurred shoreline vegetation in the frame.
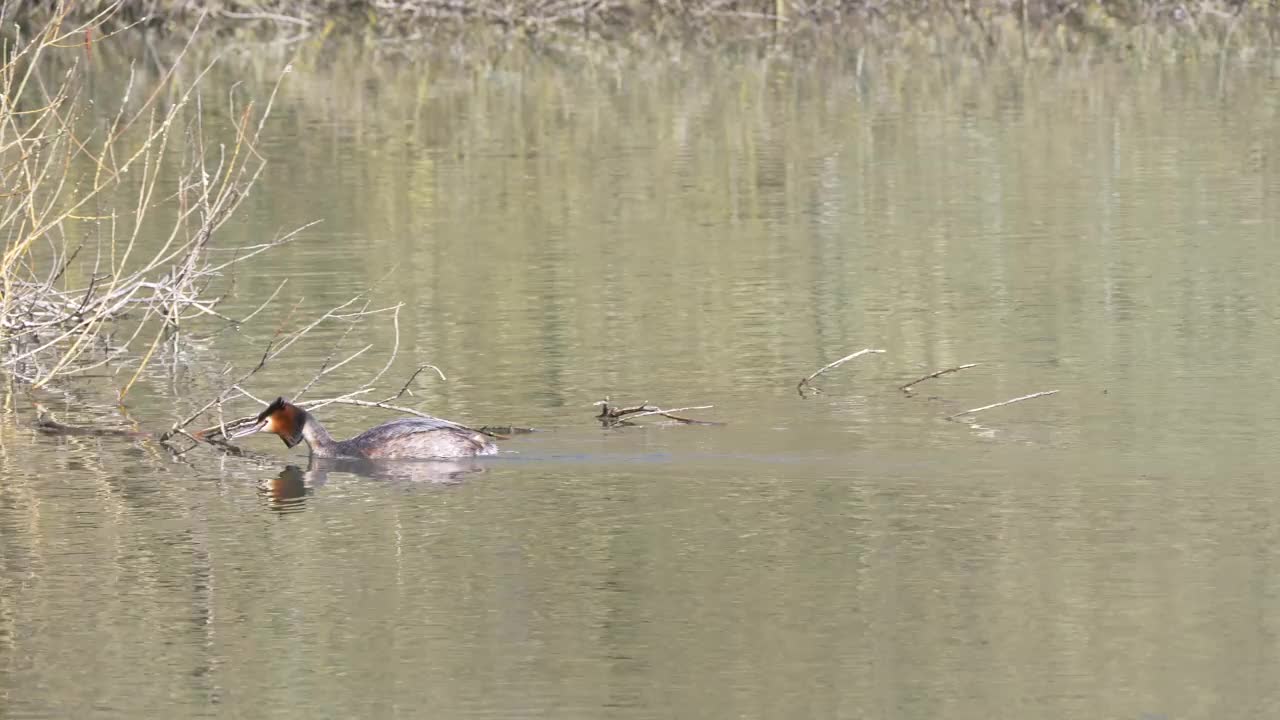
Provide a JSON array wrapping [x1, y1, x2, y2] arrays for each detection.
[[8, 1, 1280, 63]]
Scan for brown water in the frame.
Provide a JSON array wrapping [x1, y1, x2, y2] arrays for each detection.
[[2, 41, 1280, 719]]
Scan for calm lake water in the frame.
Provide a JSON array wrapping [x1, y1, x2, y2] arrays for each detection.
[[2, 38, 1280, 719]]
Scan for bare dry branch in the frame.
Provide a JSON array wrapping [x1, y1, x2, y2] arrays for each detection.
[[900, 363, 980, 394], [1, 9, 295, 396], [157, 289, 414, 444], [797, 348, 885, 398], [618, 404, 715, 421], [475, 425, 537, 438], [594, 397, 718, 427], [946, 390, 1059, 420], [191, 393, 454, 445]]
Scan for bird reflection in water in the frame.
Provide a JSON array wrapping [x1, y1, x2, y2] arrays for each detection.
[[258, 457, 489, 513], [259, 465, 311, 513]]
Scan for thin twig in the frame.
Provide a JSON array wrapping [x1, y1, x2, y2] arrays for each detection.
[[946, 390, 1059, 420], [594, 398, 717, 427], [900, 363, 980, 394], [391, 364, 446, 397], [615, 404, 714, 421], [797, 348, 885, 398], [593, 399, 649, 416], [191, 395, 464, 443], [233, 279, 287, 326], [158, 291, 396, 443]]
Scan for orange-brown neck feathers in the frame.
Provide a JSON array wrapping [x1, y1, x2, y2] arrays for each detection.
[[260, 397, 306, 449]]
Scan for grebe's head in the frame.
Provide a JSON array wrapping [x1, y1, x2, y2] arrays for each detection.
[[232, 396, 306, 448]]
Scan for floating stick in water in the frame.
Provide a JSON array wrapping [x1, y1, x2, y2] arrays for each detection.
[[797, 348, 885, 398], [594, 398, 719, 427], [947, 390, 1059, 420], [900, 363, 980, 394]]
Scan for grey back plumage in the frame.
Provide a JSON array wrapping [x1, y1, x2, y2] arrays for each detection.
[[351, 416, 468, 441], [337, 416, 496, 460]]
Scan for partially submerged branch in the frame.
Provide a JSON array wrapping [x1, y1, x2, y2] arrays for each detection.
[[797, 348, 884, 398], [900, 362, 980, 395], [475, 425, 538, 439], [594, 398, 719, 428], [946, 390, 1059, 421], [34, 402, 149, 439], [190, 394, 444, 443], [154, 285, 474, 452]]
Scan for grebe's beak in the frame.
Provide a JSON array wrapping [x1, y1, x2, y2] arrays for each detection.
[[231, 420, 266, 440]]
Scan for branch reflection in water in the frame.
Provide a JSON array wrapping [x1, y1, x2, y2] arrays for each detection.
[[257, 457, 488, 513]]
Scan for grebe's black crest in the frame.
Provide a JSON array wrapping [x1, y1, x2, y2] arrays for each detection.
[[242, 396, 306, 449], [259, 396, 289, 422]]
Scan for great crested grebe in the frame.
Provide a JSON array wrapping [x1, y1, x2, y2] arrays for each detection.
[[232, 397, 498, 460]]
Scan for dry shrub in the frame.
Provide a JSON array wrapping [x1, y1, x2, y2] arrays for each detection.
[[0, 3, 293, 397], [11, 0, 1277, 59]]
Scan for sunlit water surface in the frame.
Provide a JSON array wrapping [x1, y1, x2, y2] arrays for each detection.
[[2, 41, 1280, 719]]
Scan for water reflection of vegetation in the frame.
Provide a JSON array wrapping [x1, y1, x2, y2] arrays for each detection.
[[41, 26, 1273, 441]]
